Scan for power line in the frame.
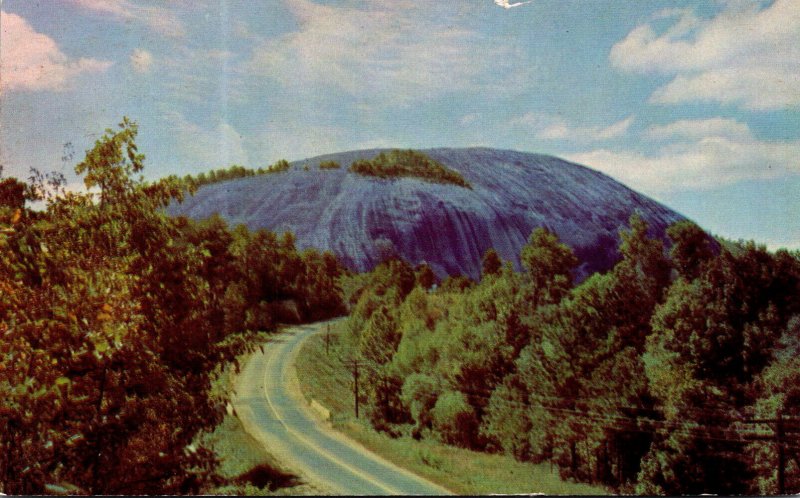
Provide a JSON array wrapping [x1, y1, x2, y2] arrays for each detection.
[[327, 351, 800, 440]]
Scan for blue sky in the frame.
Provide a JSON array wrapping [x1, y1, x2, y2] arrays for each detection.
[[1, 0, 798, 248]]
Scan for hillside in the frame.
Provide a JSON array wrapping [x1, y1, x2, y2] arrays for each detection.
[[167, 148, 684, 279]]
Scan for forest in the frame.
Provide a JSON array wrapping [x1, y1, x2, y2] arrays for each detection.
[[344, 217, 800, 495], [0, 119, 344, 494]]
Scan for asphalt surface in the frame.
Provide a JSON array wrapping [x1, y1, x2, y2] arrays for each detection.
[[233, 321, 451, 495]]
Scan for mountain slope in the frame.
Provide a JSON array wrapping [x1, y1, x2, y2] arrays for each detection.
[[168, 148, 684, 279]]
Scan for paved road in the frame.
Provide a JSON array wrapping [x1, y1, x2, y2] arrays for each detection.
[[233, 321, 451, 495]]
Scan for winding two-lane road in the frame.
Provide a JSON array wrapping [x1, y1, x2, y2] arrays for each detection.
[[232, 321, 450, 495]]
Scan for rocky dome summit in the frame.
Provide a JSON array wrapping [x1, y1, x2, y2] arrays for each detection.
[[168, 147, 684, 280]]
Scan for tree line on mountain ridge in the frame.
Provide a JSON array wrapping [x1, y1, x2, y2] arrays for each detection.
[[180, 159, 291, 188], [0, 119, 345, 494], [348, 149, 472, 188], [345, 214, 800, 495], [179, 149, 468, 189]]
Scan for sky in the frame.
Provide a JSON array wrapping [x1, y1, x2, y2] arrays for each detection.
[[1, 0, 798, 249]]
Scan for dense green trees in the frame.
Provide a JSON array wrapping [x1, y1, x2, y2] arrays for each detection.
[[666, 220, 716, 280], [345, 213, 800, 494], [182, 158, 293, 189], [481, 248, 502, 278], [318, 160, 341, 170], [349, 150, 471, 188], [0, 119, 344, 494], [638, 242, 800, 494], [520, 227, 578, 309], [506, 216, 670, 485]]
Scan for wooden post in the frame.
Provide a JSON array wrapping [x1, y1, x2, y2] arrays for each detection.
[[343, 358, 361, 419], [354, 361, 359, 419], [570, 440, 577, 476], [742, 413, 792, 495], [778, 410, 785, 495]]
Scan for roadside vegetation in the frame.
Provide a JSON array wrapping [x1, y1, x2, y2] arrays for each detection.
[[295, 321, 606, 495], [349, 149, 471, 188], [0, 119, 344, 494], [199, 348, 319, 495], [336, 218, 800, 495]]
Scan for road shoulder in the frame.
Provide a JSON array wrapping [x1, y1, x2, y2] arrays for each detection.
[[232, 321, 451, 495], [281, 323, 453, 495]]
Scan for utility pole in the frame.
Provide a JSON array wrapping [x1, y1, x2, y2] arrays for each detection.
[[777, 410, 785, 495], [742, 411, 798, 495], [342, 358, 363, 418], [325, 324, 330, 356], [354, 361, 359, 419]]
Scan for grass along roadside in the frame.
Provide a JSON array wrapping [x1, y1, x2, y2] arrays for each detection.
[[294, 321, 608, 495]]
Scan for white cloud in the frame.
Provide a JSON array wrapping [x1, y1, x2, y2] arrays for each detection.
[[651, 68, 800, 111], [593, 116, 635, 141], [645, 117, 751, 141], [460, 114, 479, 126], [254, 121, 392, 165], [65, 0, 129, 17], [761, 237, 800, 252], [510, 112, 634, 142], [233, 20, 256, 40], [610, 0, 800, 110], [163, 112, 249, 169], [0, 12, 112, 93], [158, 46, 246, 106], [65, 0, 186, 37], [244, 0, 532, 106], [566, 118, 800, 195], [130, 48, 154, 73]]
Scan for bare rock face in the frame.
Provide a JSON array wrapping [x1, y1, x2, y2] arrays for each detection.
[[168, 148, 684, 280]]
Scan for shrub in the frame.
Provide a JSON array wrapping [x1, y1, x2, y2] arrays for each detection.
[[401, 373, 441, 438], [431, 390, 479, 448], [319, 160, 341, 170], [268, 159, 291, 173], [349, 150, 471, 188], [183, 159, 292, 189]]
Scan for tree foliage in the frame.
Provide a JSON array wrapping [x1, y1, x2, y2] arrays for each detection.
[[345, 215, 800, 494], [0, 119, 345, 494], [349, 150, 471, 188], [182, 159, 293, 189], [520, 227, 578, 309], [318, 160, 341, 170], [667, 219, 716, 280], [481, 248, 502, 278]]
